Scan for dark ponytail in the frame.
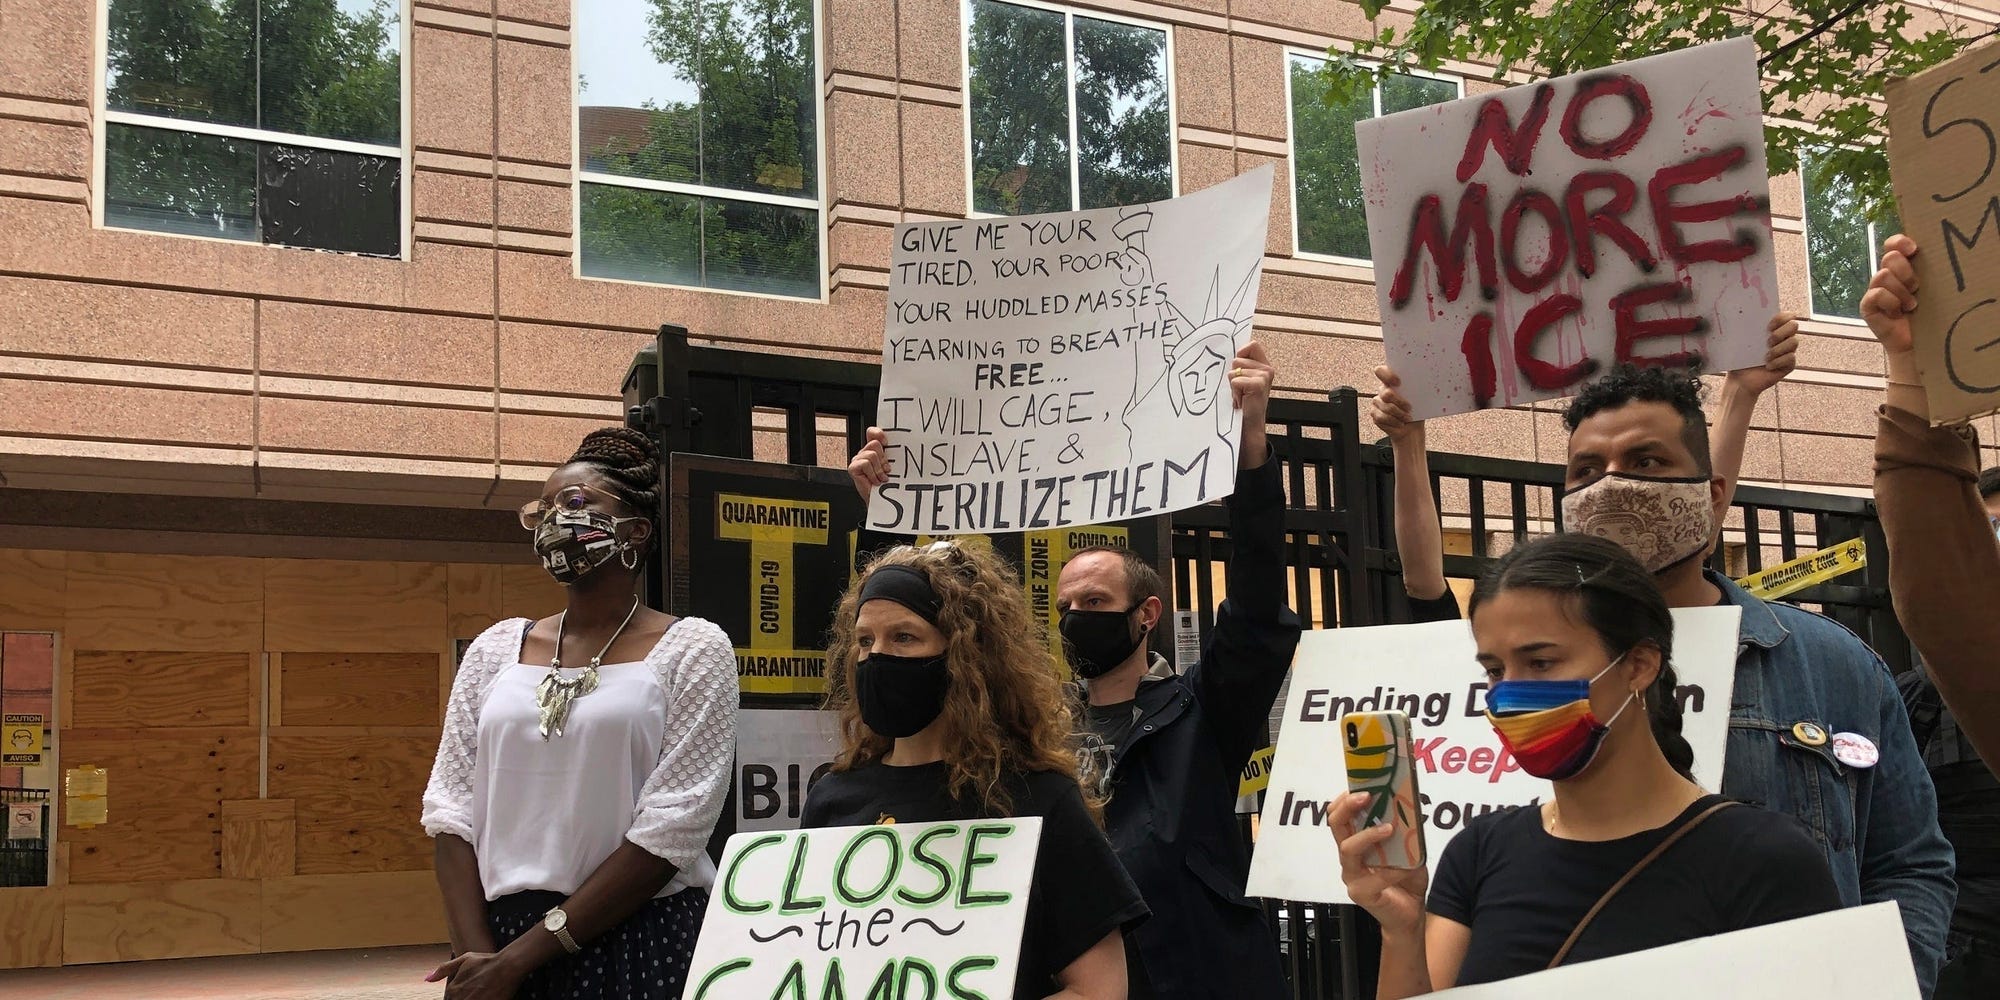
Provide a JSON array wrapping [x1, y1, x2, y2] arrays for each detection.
[[567, 426, 662, 548], [1469, 534, 1696, 780]]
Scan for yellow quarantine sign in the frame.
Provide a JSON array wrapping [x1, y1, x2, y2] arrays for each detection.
[[1735, 537, 1868, 601], [719, 494, 831, 695], [1023, 525, 1131, 673]]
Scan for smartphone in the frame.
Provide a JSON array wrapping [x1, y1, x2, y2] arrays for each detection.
[[1341, 710, 1426, 869]]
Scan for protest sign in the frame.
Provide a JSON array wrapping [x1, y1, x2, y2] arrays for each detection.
[[736, 709, 842, 833], [867, 167, 1274, 534], [686, 819, 1041, 1000], [1886, 41, 2000, 424], [1428, 902, 1915, 998], [1245, 606, 1740, 904], [1357, 37, 1777, 419]]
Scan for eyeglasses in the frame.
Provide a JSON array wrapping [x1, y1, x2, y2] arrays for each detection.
[[518, 484, 628, 530]]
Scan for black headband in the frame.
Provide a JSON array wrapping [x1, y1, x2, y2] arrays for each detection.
[[858, 564, 944, 626]]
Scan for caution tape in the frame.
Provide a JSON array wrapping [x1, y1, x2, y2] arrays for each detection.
[[1238, 745, 1277, 797], [1734, 537, 1868, 601]]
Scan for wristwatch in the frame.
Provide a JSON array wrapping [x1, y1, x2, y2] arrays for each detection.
[[543, 906, 581, 954]]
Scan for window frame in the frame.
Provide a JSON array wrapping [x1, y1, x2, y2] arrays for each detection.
[[959, 0, 1180, 220], [1283, 49, 1462, 266], [89, 0, 414, 260], [569, 0, 830, 302], [1797, 147, 1890, 325]]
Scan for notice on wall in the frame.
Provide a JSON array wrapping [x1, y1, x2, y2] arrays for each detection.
[[1358, 37, 1777, 419], [1886, 41, 2000, 424], [1429, 904, 1915, 999], [868, 167, 1274, 535], [1245, 607, 1740, 904], [686, 819, 1041, 1000], [3, 713, 44, 765], [7, 802, 42, 840], [737, 709, 842, 833]]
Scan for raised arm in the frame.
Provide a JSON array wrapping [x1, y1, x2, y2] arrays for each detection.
[[1372, 365, 1446, 603], [1712, 313, 1800, 509]]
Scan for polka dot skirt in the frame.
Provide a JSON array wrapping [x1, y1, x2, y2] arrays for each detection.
[[487, 888, 706, 1000]]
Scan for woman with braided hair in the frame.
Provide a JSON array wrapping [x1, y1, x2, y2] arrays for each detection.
[[422, 426, 737, 1000]]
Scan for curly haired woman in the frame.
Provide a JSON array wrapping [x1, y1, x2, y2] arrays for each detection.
[[421, 427, 737, 1000], [801, 542, 1149, 1000]]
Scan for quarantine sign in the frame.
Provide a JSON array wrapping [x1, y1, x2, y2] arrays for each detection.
[[686, 819, 1041, 1000]]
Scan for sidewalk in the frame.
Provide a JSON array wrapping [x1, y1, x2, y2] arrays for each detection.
[[0, 946, 450, 1000]]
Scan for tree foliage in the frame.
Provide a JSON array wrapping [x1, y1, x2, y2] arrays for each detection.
[[1317, 0, 1990, 224]]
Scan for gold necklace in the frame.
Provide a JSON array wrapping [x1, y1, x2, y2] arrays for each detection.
[[535, 600, 640, 739]]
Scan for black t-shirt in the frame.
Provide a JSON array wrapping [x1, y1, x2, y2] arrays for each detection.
[[1428, 794, 1842, 985], [1407, 590, 1463, 624], [800, 761, 1150, 1000]]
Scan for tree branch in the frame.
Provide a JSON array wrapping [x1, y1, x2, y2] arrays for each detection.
[[1759, 0, 1872, 67]]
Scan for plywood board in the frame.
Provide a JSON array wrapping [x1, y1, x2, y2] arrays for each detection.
[[269, 729, 438, 875], [0, 549, 66, 630], [63, 878, 260, 964], [63, 552, 264, 652], [279, 652, 441, 727], [60, 728, 260, 884], [0, 886, 64, 968], [260, 870, 448, 953], [221, 798, 296, 879], [497, 564, 563, 620], [447, 563, 504, 636], [264, 560, 447, 653], [70, 651, 256, 728]]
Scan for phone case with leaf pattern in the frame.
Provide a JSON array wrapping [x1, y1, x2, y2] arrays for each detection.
[[1343, 711, 1425, 869]]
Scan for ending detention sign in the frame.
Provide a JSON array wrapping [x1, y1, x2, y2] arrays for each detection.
[[867, 167, 1274, 534], [686, 819, 1042, 999]]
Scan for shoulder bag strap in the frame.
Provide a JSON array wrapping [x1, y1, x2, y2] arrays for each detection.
[[1546, 800, 1741, 970]]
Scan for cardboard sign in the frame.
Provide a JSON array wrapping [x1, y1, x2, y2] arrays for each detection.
[[1886, 41, 2000, 424], [3, 713, 44, 765], [1358, 38, 1777, 419], [736, 709, 842, 833], [686, 819, 1042, 1000], [1246, 607, 1740, 904], [868, 167, 1274, 534], [1429, 903, 1914, 998], [1735, 537, 1868, 600]]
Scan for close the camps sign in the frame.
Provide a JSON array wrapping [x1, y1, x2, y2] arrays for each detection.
[[686, 820, 1041, 1000], [1359, 37, 1779, 419]]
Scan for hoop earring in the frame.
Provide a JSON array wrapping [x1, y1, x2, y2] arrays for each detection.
[[620, 546, 641, 570]]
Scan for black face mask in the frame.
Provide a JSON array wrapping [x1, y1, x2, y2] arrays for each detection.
[[1060, 609, 1146, 679], [854, 653, 950, 738]]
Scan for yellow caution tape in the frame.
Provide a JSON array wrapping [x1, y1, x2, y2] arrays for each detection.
[[1735, 537, 1868, 601], [1239, 745, 1277, 797]]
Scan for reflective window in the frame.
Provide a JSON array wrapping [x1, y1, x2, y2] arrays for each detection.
[[1288, 56, 1457, 260], [1802, 151, 1900, 320]]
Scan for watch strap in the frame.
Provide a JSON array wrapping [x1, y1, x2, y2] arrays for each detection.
[[544, 907, 582, 955], [552, 924, 581, 954]]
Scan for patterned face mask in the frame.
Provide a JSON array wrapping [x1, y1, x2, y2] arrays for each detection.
[[533, 509, 641, 584], [1560, 473, 1715, 573], [1485, 655, 1637, 781]]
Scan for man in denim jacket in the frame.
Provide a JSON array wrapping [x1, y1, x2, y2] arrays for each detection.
[[1558, 365, 1956, 994]]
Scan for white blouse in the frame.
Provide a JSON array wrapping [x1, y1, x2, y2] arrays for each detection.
[[421, 616, 738, 901]]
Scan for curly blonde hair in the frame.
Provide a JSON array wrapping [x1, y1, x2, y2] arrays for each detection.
[[823, 542, 1095, 818]]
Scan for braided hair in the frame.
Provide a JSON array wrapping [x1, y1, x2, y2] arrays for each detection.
[[567, 426, 661, 548]]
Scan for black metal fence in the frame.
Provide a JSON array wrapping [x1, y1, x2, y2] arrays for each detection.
[[627, 327, 1911, 1000], [1, 787, 50, 888]]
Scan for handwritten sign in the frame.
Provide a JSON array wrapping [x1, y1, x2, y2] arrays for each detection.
[[868, 167, 1274, 534], [736, 709, 841, 833], [1886, 41, 2000, 424], [1246, 607, 1739, 905], [686, 819, 1041, 1000], [1358, 38, 1777, 419], [1429, 904, 1915, 999]]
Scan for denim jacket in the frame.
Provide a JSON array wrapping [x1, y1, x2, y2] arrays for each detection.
[[1713, 570, 1957, 995]]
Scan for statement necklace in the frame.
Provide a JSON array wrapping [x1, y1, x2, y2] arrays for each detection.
[[535, 600, 640, 739]]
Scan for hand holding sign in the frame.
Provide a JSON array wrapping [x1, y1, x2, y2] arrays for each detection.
[[1370, 366, 1424, 445], [1229, 340, 1276, 468], [849, 427, 893, 503], [1862, 235, 1923, 356], [1724, 313, 1802, 396]]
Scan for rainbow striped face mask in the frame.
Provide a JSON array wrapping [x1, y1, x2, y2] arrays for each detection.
[[1484, 655, 1635, 781]]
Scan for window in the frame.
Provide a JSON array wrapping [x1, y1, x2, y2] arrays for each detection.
[[965, 0, 1172, 216], [1802, 151, 1900, 320], [101, 0, 404, 257], [1288, 55, 1459, 260], [575, 0, 821, 299]]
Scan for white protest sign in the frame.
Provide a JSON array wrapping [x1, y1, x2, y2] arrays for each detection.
[[1359, 37, 1777, 419], [736, 709, 842, 833], [1430, 903, 1915, 998], [868, 167, 1274, 534], [1246, 606, 1740, 904], [687, 819, 1042, 1000]]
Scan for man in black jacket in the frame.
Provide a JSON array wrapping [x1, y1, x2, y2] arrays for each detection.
[[1054, 340, 1301, 999]]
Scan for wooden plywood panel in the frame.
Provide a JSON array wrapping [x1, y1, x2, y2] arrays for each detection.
[[0, 548, 65, 629], [260, 870, 447, 953], [279, 652, 441, 727], [447, 563, 503, 637], [264, 560, 446, 653], [498, 563, 563, 621], [63, 878, 260, 964], [64, 552, 264, 652], [61, 728, 260, 884], [221, 799, 296, 879], [70, 651, 256, 728], [0, 887, 64, 968], [269, 728, 438, 875]]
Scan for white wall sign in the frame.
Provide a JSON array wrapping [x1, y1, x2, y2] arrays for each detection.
[[736, 709, 843, 833], [1246, 607, 1740, 904], [686, 819, 1042, 1000], [1359, 37, 1777, 419], [868, 167, 1274, 534]]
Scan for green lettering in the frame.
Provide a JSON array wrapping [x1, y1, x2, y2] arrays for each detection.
[[782, 833, 827, 915], [895, 825, 957, 908], [946, 957, 998, 1000], [834, 826, 903, 907], [724, 834, 785, 914], [692, 958, 753, 1000], [819, 958, 848, 1000], [898, 958, 939, 1000], [771, 960, 809, 1000], [958, 824, 1015, 908], [864, 959, 898, 1000]]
